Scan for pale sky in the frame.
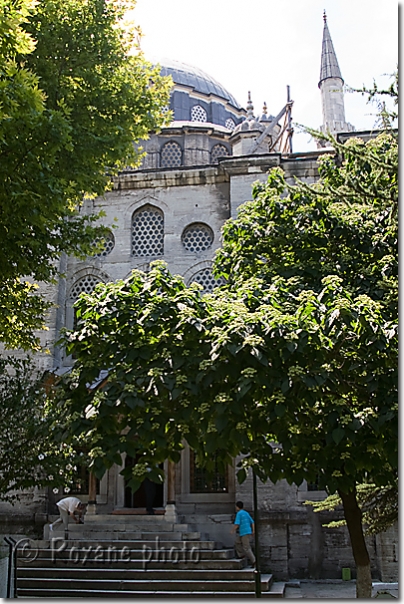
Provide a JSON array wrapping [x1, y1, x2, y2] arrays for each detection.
[[131, 0, 398, 152]]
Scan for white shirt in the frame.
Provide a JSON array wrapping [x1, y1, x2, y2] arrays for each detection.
[[56, 496, 81, 513]]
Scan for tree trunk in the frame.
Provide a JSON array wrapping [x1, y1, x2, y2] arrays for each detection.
[[338, 488, 372, 598]]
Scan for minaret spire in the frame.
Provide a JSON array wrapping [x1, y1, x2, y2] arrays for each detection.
[[319, 10, 343, 88], [317, 12, 354, 144]]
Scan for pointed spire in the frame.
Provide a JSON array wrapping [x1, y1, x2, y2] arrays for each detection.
[[246, 91, 254, 120], [318, 12, 343, 88], [262, 101, 268, 117]]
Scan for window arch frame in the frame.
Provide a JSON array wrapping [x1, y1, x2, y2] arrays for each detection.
[[187, 264, 225, 294], [190, 104, 208, 123], [160, 140, 183, 168], [210, 143, 230, 164], [131, 203, 165, 258], [181, 222, 214, 254]]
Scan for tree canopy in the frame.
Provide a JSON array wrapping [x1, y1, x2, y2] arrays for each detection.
[[0, 0, 171, 349]]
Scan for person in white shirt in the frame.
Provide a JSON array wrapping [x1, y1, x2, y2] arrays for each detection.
[[49, 496, 86, 531]]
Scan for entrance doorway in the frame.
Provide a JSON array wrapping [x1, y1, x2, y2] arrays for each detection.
[[124, 456, 164, 509]]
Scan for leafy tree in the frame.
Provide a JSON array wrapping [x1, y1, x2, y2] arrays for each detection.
[[0, 356, 81, 501], [55, 261, 397, 599], [0, 0, 171, 350]]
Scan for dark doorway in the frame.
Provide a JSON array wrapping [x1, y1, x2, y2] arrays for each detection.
[[124, 456, 164, 509]]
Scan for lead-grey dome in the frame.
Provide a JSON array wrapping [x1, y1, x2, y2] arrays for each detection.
[[154, 57, 243, 111]]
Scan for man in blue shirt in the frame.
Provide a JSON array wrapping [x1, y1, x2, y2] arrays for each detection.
[[231, 500, 256, 567]]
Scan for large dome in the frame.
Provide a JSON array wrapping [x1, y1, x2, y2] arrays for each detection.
[[150, 57, 245, 131], [156, 58, 243, 110]]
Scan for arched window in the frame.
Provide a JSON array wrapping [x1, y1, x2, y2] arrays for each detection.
[[191, 104, 207, 123], [92, 229, 115, 258], [188, 267, 224, 294], [225, 117, 236, 131], [182, 223, 214, 253], [132, 204, 164, 257], [210, 144, 230, 164], [69, 275, 102, 330], [70, 275, 102, 301], [160, 141, 182, 168]]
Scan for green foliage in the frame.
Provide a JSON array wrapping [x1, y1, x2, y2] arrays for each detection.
[[0, 356, 81, 501], [0, 0, 171, 350], [212, 130, 397, 497], [53, 261, 397, 496], [54, 262, 216, 490], [215, 135, 398, 319], [305, 480, 398, 535]]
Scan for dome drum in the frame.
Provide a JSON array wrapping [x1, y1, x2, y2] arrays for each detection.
[[169, 90, 243, 130]]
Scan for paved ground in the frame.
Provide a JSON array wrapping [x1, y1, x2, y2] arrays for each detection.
[[284, 580, 398, 599]]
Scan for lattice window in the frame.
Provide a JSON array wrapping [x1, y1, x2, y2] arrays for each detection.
[[93, 230, 115, 258], [225, 118, 236, 131], [160, 141, 182, 168], [69, 275, 102, 333], [70, 275, 102, 301], [132, 204, 164, 257], [191, 104, 207, 123], [211, 144, 230, 164], [182, 223, 214, 253], [188, 267, 224, 294], [190, 451, 228, 493]]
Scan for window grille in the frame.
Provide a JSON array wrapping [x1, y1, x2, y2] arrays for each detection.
[[132, 205, 164, 257], [190, 451, 228, 493], [161, 141, 182, 168], [190, 104, 207, 122], [93, 230, 115, 258], [225, 118, 236, 131], [210, 144, 230, 164], [188, 267, 224, 294], [69, 275, 102, 333], [70, 275, 102, 301], [182, 223, 214, 253]]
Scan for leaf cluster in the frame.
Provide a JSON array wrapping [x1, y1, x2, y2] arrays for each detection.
[[0, 356, 82, 501], [0, 0, 171, 350]]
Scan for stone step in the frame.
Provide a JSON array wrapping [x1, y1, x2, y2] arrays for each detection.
[[18, 587, 285, 598], [67, 521, 187, 532], [68, 530, 188, 540], [18, 558, 244, 570], [18, 546, 235, 564], [45, 538, 220, 549], [84, 513, 181, 524], [52, 530, 206, 542], [17, 575, 273, 593], [17, 568, 259, 581]]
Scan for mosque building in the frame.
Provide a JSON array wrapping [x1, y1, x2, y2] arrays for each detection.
[[1, 14, 397, 583]]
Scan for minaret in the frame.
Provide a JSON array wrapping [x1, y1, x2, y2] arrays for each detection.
[[318, 11, 354, 141]]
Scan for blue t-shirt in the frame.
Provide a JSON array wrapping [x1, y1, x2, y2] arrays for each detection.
[[234, 509, 254, 536]]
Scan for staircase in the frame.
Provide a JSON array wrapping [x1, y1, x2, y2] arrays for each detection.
[[16, 514, 285, 597]]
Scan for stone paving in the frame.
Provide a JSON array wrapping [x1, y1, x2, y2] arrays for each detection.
[[284, 580, 398, 599]]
